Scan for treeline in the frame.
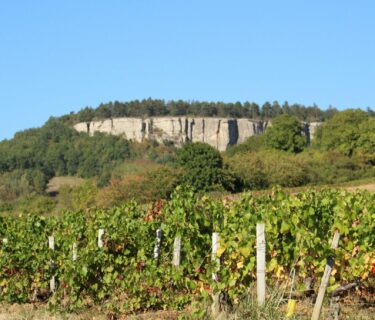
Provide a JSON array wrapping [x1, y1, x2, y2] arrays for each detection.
[[64, 99, 345, 123], [0, 118, 135, 201]]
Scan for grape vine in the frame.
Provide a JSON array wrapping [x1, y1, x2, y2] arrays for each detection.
[[0, 187, 373, 312]]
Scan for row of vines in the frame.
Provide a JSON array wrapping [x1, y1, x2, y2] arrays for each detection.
[[0, 187, 374, 313]]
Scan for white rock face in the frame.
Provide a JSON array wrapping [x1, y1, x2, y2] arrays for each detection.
[[74, 117, 320, 151]]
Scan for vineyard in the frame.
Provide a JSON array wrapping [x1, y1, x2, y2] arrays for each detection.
[[0, 187, 374, 317]]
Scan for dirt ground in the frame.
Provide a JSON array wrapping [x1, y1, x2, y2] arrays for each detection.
[[0, 301, 374, 320], [345, 183, 375, 193], [0, 304, 181, 320]]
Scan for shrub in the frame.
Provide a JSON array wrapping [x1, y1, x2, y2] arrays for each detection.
[[298, 150, 375, 184], [96, 166, 184, 206], [226, 135, 264, 156], [0, 169, 48, 201], [226, 151, 310, 189], [176, 142, 226, 191]]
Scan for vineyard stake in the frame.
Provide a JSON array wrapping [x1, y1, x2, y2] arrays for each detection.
[[98, 229, 105, 248], [311, 231, 340, 320], [256, 223, 266, 306], [48, 236, 56, 293], [153, 229, 163, 262], [72, 242, 78, 261], [211, 232, 221, 319], [212, 232, 220, 281], [172, 236, 181, 267]]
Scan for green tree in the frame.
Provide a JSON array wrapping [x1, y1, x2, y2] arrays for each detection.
[[176, 142, 225, 191], [354, 117, 375, 164], [263, 114, 307, 153], [314, 109, 368, 156], [78, 107, 95, 122]]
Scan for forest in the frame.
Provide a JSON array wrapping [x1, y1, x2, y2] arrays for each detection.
[[63, 99, 344, 123]]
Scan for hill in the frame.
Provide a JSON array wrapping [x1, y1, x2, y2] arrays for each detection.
[[0, 101, 374, 216]]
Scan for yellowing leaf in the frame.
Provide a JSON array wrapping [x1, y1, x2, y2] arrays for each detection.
[[216, 246, 225, 257], [239, 247, 251, 258]]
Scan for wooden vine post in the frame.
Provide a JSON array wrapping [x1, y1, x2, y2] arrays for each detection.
[[98, 229, 105, 248], [153, 229, 163, 263], [48, 236, 56, 292], [172, 236, 181, 267], [211, 232, 221, 318], [256, 223, 266, 306], [72, 242, 78, 261], [212, 232, 220, 281], [311, 231, 340, 320]]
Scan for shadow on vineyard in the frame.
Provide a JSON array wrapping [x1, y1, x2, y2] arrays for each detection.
[[0, 187, 374, 319]]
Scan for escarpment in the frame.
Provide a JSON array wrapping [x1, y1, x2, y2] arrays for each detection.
[[74, 117, 320, 151]]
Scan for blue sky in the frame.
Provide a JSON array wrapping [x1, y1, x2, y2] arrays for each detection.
[[1, 1, 374, 140]]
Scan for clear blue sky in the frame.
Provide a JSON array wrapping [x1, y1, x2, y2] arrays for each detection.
[[1, 1, 374, 140]]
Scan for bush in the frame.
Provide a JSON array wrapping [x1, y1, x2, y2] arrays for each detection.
[[226, 151, 310, 189], [176, 142, 227, 191], [298, 150, 375, 184], [57, 182, 97, 212], [0, 169, 48, 201], [226, 135, 264, 156], [96, 166, 184, 206]]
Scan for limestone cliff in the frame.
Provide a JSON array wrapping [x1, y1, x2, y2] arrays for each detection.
[[74, 117, 319, 151]]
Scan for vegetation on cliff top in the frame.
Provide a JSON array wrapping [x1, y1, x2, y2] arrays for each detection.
[[61, 98, 344, 123]]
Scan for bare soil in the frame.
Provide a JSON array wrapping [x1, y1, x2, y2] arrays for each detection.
[[46, 176, 85, 194], [345, 183, 375, 193]]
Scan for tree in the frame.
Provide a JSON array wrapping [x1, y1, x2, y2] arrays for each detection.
[[271, 101, 282, 117], [176, 142, 225, 191], [356, 117, 375, 164], [314, 109, 368, 156], [263, 114, 307, 153], [95, 104, 112, 119], [261, 102, 272, 119], [78, 107, 95, 122]]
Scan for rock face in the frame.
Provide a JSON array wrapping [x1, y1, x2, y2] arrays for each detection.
[[74, 117, 320, 151]]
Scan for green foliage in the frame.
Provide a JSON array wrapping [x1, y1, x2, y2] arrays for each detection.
[[96, 166, 184, 207], [0, 119, 135, 192], [314, 109, 373, 158], [226, 135, 264, 156], [176, 143, 229, 191], [263, 115, 307, 153], [0, 188, 373, 314], [227, 151, 310, 189], [355, 117, 375, 164], [298, 150, 375, 184], [68, 99, 339, 122], [0, 169, 48, 200], [15, 195, 57, 215], [57, 180, 99, 212]]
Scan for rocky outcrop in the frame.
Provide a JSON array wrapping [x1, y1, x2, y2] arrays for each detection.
[[74, 117, 320, 151]]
